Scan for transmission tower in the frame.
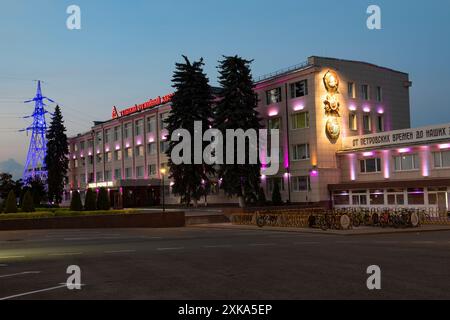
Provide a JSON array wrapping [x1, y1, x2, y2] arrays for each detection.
[[22, 81, 54, 181]]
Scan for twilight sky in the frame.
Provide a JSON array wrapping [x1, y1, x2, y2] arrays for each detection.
[[0, 0, 450, 164]]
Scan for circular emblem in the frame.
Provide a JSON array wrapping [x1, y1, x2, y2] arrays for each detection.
[[340, 214, 351, 230], [326, 117, 340, 140], [410, 212, 419, 227], [323, 70, 340, 94]]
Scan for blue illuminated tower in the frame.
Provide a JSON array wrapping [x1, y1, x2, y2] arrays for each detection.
[[22, 81, 54, 181]]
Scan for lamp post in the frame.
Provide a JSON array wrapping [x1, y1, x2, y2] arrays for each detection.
[[160, 168, 166, 213]]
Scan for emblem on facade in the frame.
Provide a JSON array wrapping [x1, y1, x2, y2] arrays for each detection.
[[323, 70, 341, 140], [112, 106, 119, 119]]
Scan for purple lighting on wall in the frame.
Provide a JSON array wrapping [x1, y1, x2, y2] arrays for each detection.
[[349, 105, 357, 111], [268, 109, 279, 117], [363, 106, 371, 113], [439, 143, 450, 149], [377, 108, 384, 114], [293, 104, 304, 111], [383, 150, 390, 179], [363, 151, 374, 157], [398, 148, 411, 154], [349, 154, 356, 181]]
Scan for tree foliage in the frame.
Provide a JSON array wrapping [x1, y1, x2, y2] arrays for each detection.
[[166, 55, 214, 206], [214, 56, 261, 207], [70, 190, 83, 211], [4, 190, 18, 213], [271, 181, 282, 206], [84, 189, 97, 211], [45, 105, 69, 204], [21, 190, 35, 213], [97, 188, 111, 211]]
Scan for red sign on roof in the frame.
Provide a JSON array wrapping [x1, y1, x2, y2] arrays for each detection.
[[112, 93, 174, 119]]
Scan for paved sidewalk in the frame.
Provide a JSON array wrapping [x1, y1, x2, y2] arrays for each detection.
[[190, 222, 450, 236]]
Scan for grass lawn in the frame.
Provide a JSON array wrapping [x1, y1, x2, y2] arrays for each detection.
[[0, 208, 137, 220]]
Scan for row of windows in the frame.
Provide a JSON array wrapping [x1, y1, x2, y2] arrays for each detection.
[[266, 176, 311, 193], [78, 163, 169, 183], [268, 112, 309, 131], [333, 187, 447, 206], [349, 113, 384, 132], [265, 80, 308, 105], [348, 83, 383, 102]]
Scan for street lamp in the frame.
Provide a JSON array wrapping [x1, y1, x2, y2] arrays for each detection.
[[160, 168, 166, 212]]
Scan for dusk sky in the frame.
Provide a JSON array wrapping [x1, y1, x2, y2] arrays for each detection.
[[1, 0, 450, 164]]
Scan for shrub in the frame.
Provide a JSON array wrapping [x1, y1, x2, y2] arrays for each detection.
[[70, 190, 83, 211], [84, 189, 97, 211], [4, 190, 18, 213], [97, 187, 111, 211], [21, 191, 35, 212], [257, 187, 266, 206], [271, 181, 282, 206]]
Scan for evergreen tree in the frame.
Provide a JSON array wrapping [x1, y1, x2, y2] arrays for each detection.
[[45, 105, 69, 204], [84, 189, 97, 211], [214, 56, 261, 207], [21, 190, 35, 212], [4, 190, 17, 213], [257, 187, 267, 206], [0, 173, 18, 200], [166, 56, 214, 207], [26, 176, 47, 206], [97, 187, 110, 210], [271, 181, 282, 206], [70, 190, 83, 211]]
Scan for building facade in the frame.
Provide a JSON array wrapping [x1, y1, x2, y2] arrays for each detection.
[[66, 56, 449, 212]]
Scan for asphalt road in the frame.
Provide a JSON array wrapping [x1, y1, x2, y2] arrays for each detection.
[[1, 227, 450, 300]]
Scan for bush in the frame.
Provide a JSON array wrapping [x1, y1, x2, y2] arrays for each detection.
[[4, 190, 18, 213], [97, 187, 111, 211], [70, 190, 83, 211], [272, 181, 282, 206], [84, 189, 97, 211], [257, 187, 266, 206], [21, 191, 35, 212]]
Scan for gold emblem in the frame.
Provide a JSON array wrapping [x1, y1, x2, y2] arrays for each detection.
[[323, 70, 341, 140]]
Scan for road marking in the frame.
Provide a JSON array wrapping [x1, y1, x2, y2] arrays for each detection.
[[48, 252, 83, 256], [203, 245, 232, 248], [0, 284, 67, 300], [157, 247, 184, 251], [335, 241, 357, 244], [412, 241, 436, 244], [372, 241, 400, 244], [249, 243, 276, 247], [104, 250, 136, 254], [0, 264, 8, 267], [0, 271, 41, 279], [293, 242, 320, 245], [0, 256, 25, 260]]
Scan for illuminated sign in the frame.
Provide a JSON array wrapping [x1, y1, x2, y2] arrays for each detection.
[[112, 93, 174, 119], [88, 181, 115, 189]]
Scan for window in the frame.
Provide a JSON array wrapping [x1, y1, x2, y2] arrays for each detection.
[[360, 158, 382, 173], [114, 168, 122, 180], [135, 145, 144, 157], [147, 142, 157, 155], [147, 117, 156, 133], [74, 159, 79, 168], [333, 191, 350, 205], [105, 152, 112, 163], [363, 114, 371, 132], [124, 123, 131, 139], [268, 117, 281, 130], [394, 154, 419, 171], [88, 173, 94, 183], [267, 177, 284, 193], [125, 167, 132, 179], [348, 82, 356, 98], [114, 150, 122, 161], [433, 150, 450, 168], [361, 84, 369, 100], [96, 132, 102, 143], [74, 143, 79, 152], [80, 141, 85, 150], [80, 174, 86, 185], [377, 115, 384, 132], [96, 154, 102, 164], [104, 170, 111, 181], [125, 148, 133, 159], [88, 140, 93, 149], [136, 166, 144, 178], [290, 80, 308, 98], [292, 176, 311, 192], [387, 188, 405, 205], [88, 155, 94, 165], [160, 113, 168, 130], [105, 129, 111, 143], [376, 86, 383, 102], [135, 119, 143, 136], [352, 190, 367, 205], [407, 188, 425, 205], [291, 112, 309, 129], [292, 144, 310, 161], [266, 87, 282, 105], [349, 113, 357, 131], [96, 171, 103, 182], [114, 126, 120, 141], [148, 164, 157, 176], [160, 141, 169, 153], [369, 189, 385, 205]]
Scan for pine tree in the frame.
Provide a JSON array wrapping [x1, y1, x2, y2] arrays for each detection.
[[45, 105, 69, 204], [166, 56, 214, 207], [21, 190, 35, 212], [257, 187, 267, 206], [272, 181, 282, 206], [97, 187, 110, 210], [84, 189, 97, 211], [4, 190, 18, 213], [214, 56, 261, 207], [70, 190, 83, 211], [26, 176, 47, 206]]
